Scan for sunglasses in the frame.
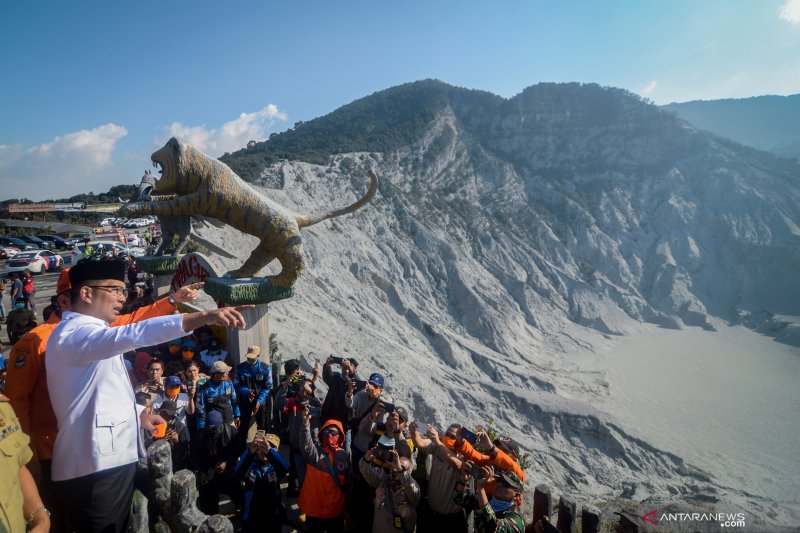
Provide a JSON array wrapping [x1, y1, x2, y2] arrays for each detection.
[[321, 428, 340, 437], [182, 348, 196, 353]]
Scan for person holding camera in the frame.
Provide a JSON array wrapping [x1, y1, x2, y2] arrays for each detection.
[[297, 406, 351, 533], [360, 443, 421, 533], [152, 375, 192, 423], [321, 355, 360, 427], [451, 430, 526, 495], [410, 423, 468, 532], [191, 410, 242, 515], [454, 463, 524, 533], [282, 375, 322, 497], [234, 431, 288, 533], [235, 345, 273, 440], [144, 400, 191, 471]]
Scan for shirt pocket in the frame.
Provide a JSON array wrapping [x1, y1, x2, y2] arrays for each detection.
[[96, 412, 128, 456]]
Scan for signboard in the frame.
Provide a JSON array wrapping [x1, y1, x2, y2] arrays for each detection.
[[170, 252, 222, 293], [8, 203, 54, 213]]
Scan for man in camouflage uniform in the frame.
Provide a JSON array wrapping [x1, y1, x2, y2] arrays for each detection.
[[453, 463, 524, 533], [0, 393, 50, 532]]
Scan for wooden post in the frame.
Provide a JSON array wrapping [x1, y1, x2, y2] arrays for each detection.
[[152, 274, 172, 297], [533, 485, 553, 526], [556, 495, 576, 533], [225, 304, 270, 366], [581, 505, 601, 533]]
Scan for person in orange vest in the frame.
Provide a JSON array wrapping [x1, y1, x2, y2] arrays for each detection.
[[297, 407, 352, 533], [5, 268, 204, 531]]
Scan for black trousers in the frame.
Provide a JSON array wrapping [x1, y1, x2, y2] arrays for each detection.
[[54, 462, 137, 533], [37, 459, 71, 533]]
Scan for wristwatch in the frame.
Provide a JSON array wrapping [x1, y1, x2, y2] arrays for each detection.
[[168, 293, 177, 306]]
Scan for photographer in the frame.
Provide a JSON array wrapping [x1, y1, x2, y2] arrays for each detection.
[[298, 407, 351, 533], [451, 430, 526, 494], [282, 375, 321, 496], [152, 375, 192, 423], [360, 445, 421, 532], [191, 410, 242, 514], [144, 400, 191, 471], [234, 345, 273, 440], [410, 423, 467, 532], [453, 463, 524, 533], [234, 431, 288, 533], [321, 355, 360, 427]]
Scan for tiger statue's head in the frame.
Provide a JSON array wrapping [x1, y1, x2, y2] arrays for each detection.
[[150, 137, 229, 195]]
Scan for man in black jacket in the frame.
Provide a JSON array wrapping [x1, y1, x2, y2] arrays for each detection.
[[191, 410, 242, 514], [320, 355, 360, 426]]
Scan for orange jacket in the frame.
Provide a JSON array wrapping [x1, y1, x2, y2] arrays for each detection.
[[453, 439, 526, 494], [298, 419, 350, 519], [5, 298, 177, 461]]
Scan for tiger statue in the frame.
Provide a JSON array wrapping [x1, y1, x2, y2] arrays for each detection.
[[118, 137, 378, 288]]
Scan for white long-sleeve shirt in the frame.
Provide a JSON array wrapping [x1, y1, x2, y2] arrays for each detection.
[[46, 310, 186, 481]]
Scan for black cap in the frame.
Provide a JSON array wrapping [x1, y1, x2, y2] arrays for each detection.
[[68, 260, 126, 289]]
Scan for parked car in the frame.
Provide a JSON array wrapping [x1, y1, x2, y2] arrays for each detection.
[[36, 234, 72, 251], [0, 236, 36, 251], [2, 247, 20, 258], [65, 240, 133, 264], [17, 235, 54, 250], [98, 217, 117, 227], [4, 250, 64, 274]]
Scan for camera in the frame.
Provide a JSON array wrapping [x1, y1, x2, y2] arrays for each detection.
[[374, 441, 395, 466], [471, 465, 484, 479], [330, 355, 344, 364], [380, 401, 395, 414], [458, 427, 478, 446], [351, 379, 367, 390]]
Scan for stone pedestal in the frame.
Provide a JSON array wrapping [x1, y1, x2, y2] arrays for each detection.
[[203, 277, 294, 366], [135, 253, 296, 367], [134, 255, 183, 297]]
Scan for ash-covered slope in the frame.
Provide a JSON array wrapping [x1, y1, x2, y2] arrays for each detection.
[[205, 81, 800, 520]]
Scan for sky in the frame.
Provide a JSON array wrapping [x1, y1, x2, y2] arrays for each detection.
[[1, 0, 799, 201]]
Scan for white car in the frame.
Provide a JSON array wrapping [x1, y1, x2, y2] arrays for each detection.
[[98, 217, 117, 227], [4, 250, 64, 274]]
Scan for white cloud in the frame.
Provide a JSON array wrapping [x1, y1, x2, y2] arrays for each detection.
[[779, 0, 800, 23], [164, 104, 288, 156], [0, 124, 128, 200], [642, 80, 658, 95]]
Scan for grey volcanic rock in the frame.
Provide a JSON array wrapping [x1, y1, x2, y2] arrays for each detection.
[[198, 82, 800, 523]]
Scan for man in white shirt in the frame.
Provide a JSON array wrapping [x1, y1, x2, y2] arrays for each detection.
[[46, 260, 250, 532]]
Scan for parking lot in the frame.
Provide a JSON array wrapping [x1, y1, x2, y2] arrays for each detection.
[[1, 261, 63, 349]]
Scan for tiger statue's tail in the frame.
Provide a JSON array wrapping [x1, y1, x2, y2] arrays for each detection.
[[295, 170, 378, 229]]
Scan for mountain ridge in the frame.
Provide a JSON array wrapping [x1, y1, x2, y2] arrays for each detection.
[[207, 80, 800, 525]]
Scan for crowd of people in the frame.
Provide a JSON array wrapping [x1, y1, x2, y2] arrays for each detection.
[[0, 258, 642, 533]]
